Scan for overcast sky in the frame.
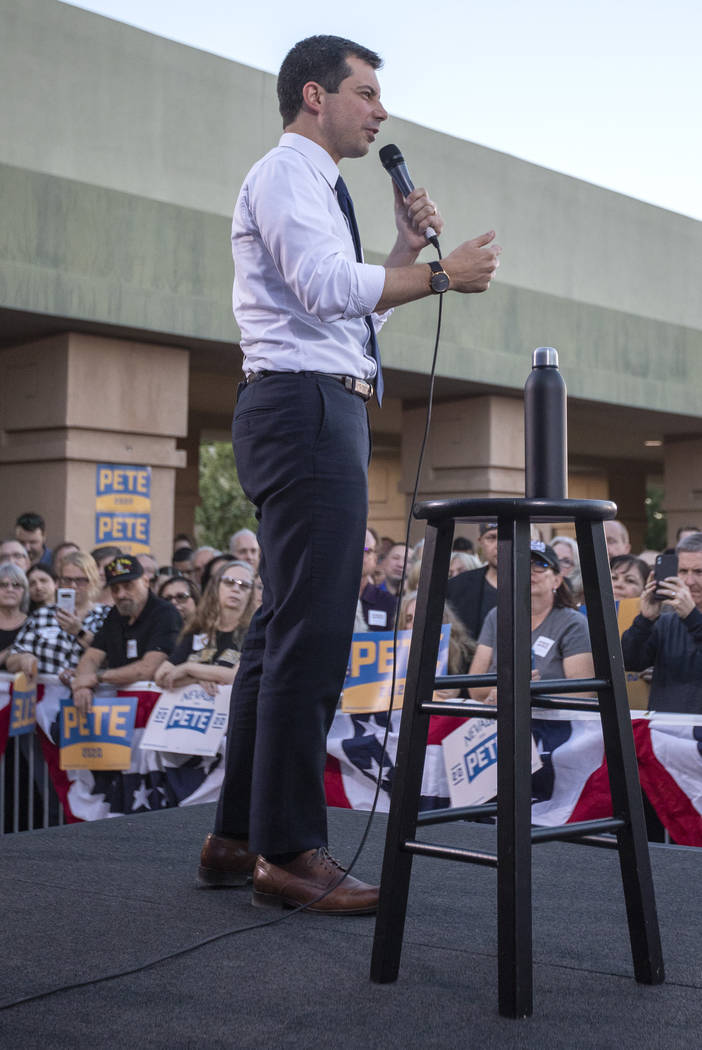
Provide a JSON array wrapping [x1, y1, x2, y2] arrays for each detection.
[[63, 0, 701, 220]]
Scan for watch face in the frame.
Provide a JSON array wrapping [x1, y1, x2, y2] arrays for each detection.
[[430, 270, 450, 293]]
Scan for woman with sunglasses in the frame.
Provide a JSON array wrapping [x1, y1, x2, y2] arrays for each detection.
[[468, 541, 594, 702], [0, 563, 29, 669], [155, 560, 256, 692], [157, 576, 201, 626]]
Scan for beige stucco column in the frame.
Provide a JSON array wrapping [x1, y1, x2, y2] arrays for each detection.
[[0, 333, 188, 562], [663, 439, 702, 546], [399, 395, 525, 543]]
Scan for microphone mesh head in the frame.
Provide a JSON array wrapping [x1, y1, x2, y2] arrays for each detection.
[[379, 144, 403, 170]]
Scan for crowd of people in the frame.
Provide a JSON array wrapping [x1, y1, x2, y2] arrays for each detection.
[[3, 509, 702, 718], [0, 514, 264, 706], [355, 517, 702, 716]]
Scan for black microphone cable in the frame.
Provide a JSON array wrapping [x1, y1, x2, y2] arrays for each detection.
[[0, 229, 448, 1017]]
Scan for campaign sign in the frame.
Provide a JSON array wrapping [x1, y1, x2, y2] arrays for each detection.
[[442, 718, 543, 807], [95, 463, 151, 554], [342, 627, 450, 714], [60, 696, 137, 770], [140, 684, 230, 757], [9, 673, 37, 736]]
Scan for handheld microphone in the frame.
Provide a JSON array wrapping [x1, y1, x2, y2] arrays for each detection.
[[379, 143, 440, 249]]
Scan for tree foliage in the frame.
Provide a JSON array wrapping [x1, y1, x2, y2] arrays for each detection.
[[645, 482, 667, 551], [195, 441, 256, 551]]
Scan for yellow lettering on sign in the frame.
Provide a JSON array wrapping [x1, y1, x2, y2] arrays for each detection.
[[109, 704, 131, 737], [351, 641, 376, 678]]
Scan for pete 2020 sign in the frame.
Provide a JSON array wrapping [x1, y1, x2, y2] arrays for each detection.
[[60, 697, 137, 770], [95, 464, 151, 554]]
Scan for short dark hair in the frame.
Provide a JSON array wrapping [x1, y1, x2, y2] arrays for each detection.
[[676, 532, 702, 555], [277, 35, 382, 126], [16, 512, 45, 533], [609, 554, 649, 588]]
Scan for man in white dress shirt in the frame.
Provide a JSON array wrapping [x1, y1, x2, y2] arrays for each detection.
[[198, 35, 501, 913]]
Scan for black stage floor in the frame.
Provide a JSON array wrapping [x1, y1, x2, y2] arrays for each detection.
[[1, 803, 700, 1048]]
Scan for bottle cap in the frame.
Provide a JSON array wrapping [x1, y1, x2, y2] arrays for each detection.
[[532, 346, 559, 367]]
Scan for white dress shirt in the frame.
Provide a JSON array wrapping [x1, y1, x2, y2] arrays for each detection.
[[232, 133, 389, 379]]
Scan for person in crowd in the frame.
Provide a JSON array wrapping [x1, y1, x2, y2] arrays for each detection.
[[6, 551, 109, 680], [663, 524, 701, 556], [155, 561, 257, 693], [158, 575, 201, 628], [229, 529, 261, 570], [26, 564, 57, 611], [468, 541, 593, 703], [91, 544, 123, 605], [610, 554, 649, 601], [137, 552, 160, 590], [550, 535, 583, 604], [355, 527, 396, 631], [172, 546, 194, 578], [190, 546, 220, 586], [621, 532, 702, 714], [15, 512, 52, 568], [380, 543, 407, 598], [398, 590, 475, 700], [638, 549, 659, 568], [452, 536, 474, 554], [373, 536, 395, 587], [447, 521, 498, 641], [0, 563, 28, 669], [252, 575, 263, 612], [449, 551, 482, 578], [0, 539, 30, 574], [200, 553, 236, 592], [604, 520, 631, 557], [51, 541, 80, 577], [71, 555, 181, 714], [173, 533, 195, 555]]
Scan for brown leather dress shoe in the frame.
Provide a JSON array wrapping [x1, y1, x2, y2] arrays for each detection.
[[252, 848, 379, 914], [197, 832, 258, 888]]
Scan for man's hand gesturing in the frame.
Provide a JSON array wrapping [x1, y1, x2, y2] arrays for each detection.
[[443, 231, 502, 293]]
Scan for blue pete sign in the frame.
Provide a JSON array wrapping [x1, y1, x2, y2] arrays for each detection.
[[342, 626, 450, 713], [60, 697, 137, 770]]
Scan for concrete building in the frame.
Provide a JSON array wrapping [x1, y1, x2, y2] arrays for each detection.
[[1, 0, 701, 559]]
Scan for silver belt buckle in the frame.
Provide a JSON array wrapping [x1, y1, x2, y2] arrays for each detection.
[[343, 376, 373, 401]]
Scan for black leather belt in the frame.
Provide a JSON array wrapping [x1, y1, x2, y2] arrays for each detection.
[[244, 370, 374, 402]]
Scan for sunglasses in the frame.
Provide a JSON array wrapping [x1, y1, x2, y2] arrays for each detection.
[[530, 558, 552, 574], [164, 591, 192, 604], [220, 577, 253, 590]]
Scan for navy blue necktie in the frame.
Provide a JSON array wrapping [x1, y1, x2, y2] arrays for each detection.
[[335, 175, 384, 404]]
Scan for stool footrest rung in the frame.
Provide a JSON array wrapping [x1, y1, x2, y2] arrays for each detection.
[[403, 840, 498, 867], [417, 803, 498, 826], [421, 701, 498, 718], [531, 817, 626, 843], [433, 674, 610, 693]]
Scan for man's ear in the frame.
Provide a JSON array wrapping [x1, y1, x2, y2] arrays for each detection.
[[301, 80, 324, 114]]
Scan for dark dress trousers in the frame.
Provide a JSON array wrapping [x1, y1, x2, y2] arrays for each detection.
[[214, 373, 370, 855]]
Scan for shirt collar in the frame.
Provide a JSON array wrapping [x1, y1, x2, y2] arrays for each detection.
[[279, 132, 340, 192]]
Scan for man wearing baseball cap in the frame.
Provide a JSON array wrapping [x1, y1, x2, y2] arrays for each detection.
[[72, 555, 181, 714]]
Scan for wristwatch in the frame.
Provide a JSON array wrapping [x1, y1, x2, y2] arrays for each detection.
[[428, 260, 450, 294]]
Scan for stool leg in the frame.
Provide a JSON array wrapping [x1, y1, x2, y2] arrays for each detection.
[[371, 519, 454, 983], [496, 516, 534, 1017], [576, 519, 664, 985]]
